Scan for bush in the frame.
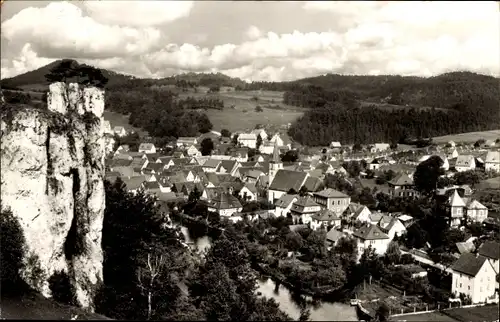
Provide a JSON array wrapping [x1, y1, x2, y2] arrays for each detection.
[[49, 270, 77, 306], [255, 105, 263, 112], [0, 208, 29, 295]]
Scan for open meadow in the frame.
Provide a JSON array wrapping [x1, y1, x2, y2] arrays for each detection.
[[178, 90, 305, 132], [433, 130, 500, 144]]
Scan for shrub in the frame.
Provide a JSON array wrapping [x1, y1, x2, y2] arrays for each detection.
[[255, 105, 263, 112], [0, 208, 28, 294], [49, 270, 77, 306], [24, 253, 47, 292]]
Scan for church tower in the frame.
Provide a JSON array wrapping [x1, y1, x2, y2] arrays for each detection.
[[268, 140, 283, 185]]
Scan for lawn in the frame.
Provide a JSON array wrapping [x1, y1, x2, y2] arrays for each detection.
[[391, 311, 459, 322], [443, 304, 500, 322], [433, 130, 500, 144]]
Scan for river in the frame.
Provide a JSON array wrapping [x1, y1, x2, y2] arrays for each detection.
[[179, 225, 358, 321]]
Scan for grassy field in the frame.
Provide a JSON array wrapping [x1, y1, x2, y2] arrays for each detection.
[[392, 304, 500, 322], [178, 90, 305, 132], [433, 130, 500, 144], [1, 291, 112, 320]]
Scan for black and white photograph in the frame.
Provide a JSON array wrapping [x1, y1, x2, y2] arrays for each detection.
[[1, 1, 499, 321]]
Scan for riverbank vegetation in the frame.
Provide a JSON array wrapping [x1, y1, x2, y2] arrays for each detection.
[[95, 177, 295, 321]]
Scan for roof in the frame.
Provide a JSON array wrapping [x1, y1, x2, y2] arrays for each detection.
[[242, 183, 258, 194], [238, 133, 257, 140], [157, 191, 179, 202], [275, 194, 298, 208], [143, 181, 160, 190], [352, 224, 389, 240], [398, 214, 413, 222], [293, 196, 320, 208], [467, 199, 487, 210], [455, 155, 475, 167], [369, 212, 384, 223], [144, 163, 164, 173], [303, 176, 324, 192], [455, 242, 475, 254], [122, 176, 147, 190], [269, 170, 308, 192], [177, 137, 197, 142], [208, 192, 242, 210], [138, 143, 155, 151], [388, 173, 414, 186], [109, 159, 133, 168], [451, 253, 487, 276], [485, 150, 500, 164], [326, 228, 344, 242], [448, 189, 466, 207], [478, 241, 500, 260], [312, 209, 340, 221], [314, 188, 349, 199], [330, 141, 342, 148], [218, 160, 238, 173]]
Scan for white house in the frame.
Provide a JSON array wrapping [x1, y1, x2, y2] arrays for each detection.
[[251, 128, 268, 141], [238, 133, 257, 149], [207, 192, 243, 217], [447, 148, 459, 160], [138, 143, 156, 154], [268, 170, 308, 203], [186, 145, 201, 157], [478, 241, 500, 274], [330, 141, 342, 149], [310, 209, 341, 231], [113, 126, 127, 137], [378, 215, 407, 240], [466, 199, 488, 223], [259, 141, 275, 155], [485, 151, 500, 172], [177, 137, 198, 147], [352, 223, 390, 259], [239, 183, 258, 202], [455, 155, 476, 172], [290, 196, 321, 225], [270, 133, 284, 147], [274, 194, 299, 217], [370, 143, 390, 153], [451, 253, 497, 304], [312, 188, 351, 214], [447, 189, 466, 228]]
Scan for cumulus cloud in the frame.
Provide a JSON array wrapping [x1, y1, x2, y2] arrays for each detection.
[[1, 1, 499, 81], [83, 1, 194, 27]]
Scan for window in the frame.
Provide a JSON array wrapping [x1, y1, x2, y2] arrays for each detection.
[[460, 283, 462, 288], [480, 287, 483, 292], [468, 286, 470, 290]]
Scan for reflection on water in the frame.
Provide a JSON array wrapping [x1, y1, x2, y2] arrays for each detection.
[[256, 277, 358, 321], [179, 225, 357, 321]]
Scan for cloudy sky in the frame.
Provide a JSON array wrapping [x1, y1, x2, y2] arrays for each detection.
[[1, 1, 499, 81]]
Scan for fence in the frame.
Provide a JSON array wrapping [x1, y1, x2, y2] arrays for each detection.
[[389, 301, 492, 317]]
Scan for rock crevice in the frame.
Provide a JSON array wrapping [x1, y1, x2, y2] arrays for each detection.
[[1, 82, 106, 311]]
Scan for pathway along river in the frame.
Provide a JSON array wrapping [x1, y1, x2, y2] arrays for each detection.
[[179, 225, 358, 321]]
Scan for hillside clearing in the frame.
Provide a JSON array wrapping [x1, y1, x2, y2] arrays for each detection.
[[102, 111, 149, 137], [433, 130, 500, 144]]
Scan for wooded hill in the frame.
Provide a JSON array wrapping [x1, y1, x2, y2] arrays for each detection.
[[2, 59, 498, 146]]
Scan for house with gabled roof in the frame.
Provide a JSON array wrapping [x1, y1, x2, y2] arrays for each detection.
[[451, 253, 497, 303], [370, 143, 390, 153], [326, 228, 348, 248], [348, 204, 372, 224], [352, 223, 390, 259], [239, 183, 258, 202], [143, 181, 161, 195], [478, 241, 500, 274], [268, 170, 309, 203], [113, 126, 127, 137], [251, 128, 268, 141], [122, 176, 147, 194], [446, 189, 466, 228], [238, 133, 257, 149], [176, 137, 198, 147], [466, 199, 488, 223], [447, 147, 459, 160], [138, 143, 156, 154], [313, 188, 350, 214], [388, 173, 418, 198], [186, 145, 201, 157], [207, 192, 242, 216], [216, 160, 240, 176], [377, 215, 406, 240], [302, 176, 324, 193], [201, 158, 221, 173], [455, 155, 476, 172], [311, 209, 341, 231], [485, 150, 500, 172], [274, 194, 299, 217], [290, 196, 321, 225], [114, 144, 130, 155]]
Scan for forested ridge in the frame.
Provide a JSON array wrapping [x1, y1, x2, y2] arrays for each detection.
[[2, 59, 499, 146]]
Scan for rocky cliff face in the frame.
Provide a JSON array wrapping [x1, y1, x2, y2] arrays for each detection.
[[0, 82, 106, 311]]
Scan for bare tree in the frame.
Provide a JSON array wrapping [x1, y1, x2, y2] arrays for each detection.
[[137, 251, 167, 320]]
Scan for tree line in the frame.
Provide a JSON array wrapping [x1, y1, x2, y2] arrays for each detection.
[[288, 106, 499, 146]]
